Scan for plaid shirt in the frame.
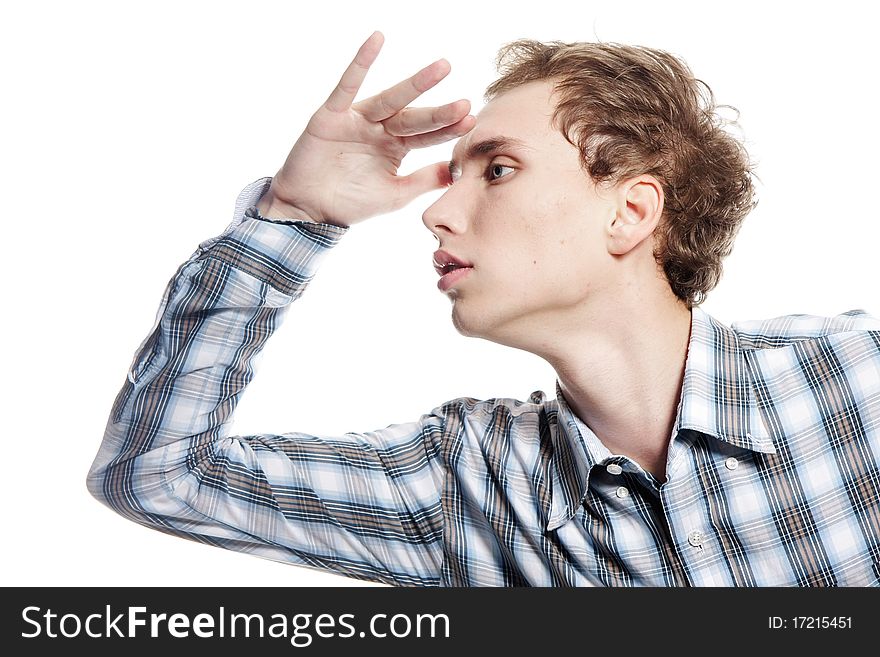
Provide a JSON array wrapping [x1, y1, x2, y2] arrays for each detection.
[[88, 178, 880, 587]]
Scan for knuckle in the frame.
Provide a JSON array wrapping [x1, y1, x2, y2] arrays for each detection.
[[378, 94, 395, 116], [398, 109, 414, 133]]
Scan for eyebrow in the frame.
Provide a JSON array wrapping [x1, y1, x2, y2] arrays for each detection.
[[448, 136, 529, 179]]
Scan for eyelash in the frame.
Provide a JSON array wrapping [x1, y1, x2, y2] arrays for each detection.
[[485, 162, 515, 182], [448, 162, 514, 185]]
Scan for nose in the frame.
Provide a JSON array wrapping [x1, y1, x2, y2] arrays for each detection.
[[422, 172, 473, 236], [422, 184, 468, 239]]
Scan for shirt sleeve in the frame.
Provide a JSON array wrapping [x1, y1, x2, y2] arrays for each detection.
[[86, 178, 447, 587]]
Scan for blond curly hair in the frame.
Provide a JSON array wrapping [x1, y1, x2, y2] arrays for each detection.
[[485, 40, 758, 307]]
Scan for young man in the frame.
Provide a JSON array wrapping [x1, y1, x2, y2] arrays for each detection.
[[88, 32, 880, 586]]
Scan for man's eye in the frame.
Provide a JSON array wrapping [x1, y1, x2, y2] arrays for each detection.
[[487, 163, 514, 181]]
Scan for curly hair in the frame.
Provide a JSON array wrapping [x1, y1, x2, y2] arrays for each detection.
[[485, 40, 757, 307]]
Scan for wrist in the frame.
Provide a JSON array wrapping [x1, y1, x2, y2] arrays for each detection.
[[255, 192, 319, 223]]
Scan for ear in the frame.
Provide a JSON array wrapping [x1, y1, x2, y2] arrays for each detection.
[[606, 175, 664, 256]]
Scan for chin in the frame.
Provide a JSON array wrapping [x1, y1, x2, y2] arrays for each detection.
[[450, 308, 477, 338], [451, 294, 549, 353], [450, 302, 484, 339], [450, 300, 508, 342]]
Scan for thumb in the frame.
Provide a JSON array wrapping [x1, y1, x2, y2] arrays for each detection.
[[394, 161, 451, 208]]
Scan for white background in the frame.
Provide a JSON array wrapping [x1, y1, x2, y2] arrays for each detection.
[[2, 0, 877, 587]]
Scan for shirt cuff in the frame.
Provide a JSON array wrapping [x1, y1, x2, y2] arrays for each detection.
[[193, 178, 349, 295]]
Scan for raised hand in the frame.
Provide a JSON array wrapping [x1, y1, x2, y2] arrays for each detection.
[[256, 31, 475, 227]]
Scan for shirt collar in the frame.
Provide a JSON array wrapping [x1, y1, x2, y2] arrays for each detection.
[[544, 306, 776, 531]]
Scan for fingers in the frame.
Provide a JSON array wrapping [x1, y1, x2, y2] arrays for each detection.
[[357, 58, 452, 123], [402, 114, 476, 150], [381, 99, 471, 137], [324, 31, 384, 113]]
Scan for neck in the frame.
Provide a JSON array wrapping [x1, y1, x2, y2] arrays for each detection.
[[536, 293, 692, 482]]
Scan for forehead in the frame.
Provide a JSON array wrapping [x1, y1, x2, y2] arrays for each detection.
[[450, 79, 559, 161]]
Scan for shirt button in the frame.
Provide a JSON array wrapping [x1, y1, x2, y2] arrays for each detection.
[[615, 486, 630, 499], [688, 530, 705, 548], [725, 457, 739, 471], [606, 463, 623, 475]]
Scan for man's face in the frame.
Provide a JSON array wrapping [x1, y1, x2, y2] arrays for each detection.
[[422, 80, 617, 349]]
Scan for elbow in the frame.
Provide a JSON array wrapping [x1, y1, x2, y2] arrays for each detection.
[[85, 457, 110, 508], [85, 455, 123, 516], [85, 452, 149, 524]]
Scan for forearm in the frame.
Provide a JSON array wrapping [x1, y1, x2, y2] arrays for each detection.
[[87, 181, 447, 586], [88, 178, 347, 525]]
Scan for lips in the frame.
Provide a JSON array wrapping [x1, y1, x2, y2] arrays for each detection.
[[432, 249, 473, 292], [432, 249, 473, 277]]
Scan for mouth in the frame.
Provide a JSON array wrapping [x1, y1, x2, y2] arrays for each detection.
[[432, 249, 474, 292]]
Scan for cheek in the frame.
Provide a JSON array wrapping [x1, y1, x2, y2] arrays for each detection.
[[531, 224, 605, 297], [470, 183, 601, 271], [523, 200, 593, 266]]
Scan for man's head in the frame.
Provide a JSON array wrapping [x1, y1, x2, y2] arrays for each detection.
[[423, 40, 755, 350], [486, 40, 756, 308]]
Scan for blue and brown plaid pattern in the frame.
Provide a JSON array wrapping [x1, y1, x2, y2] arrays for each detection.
[[88, 178, 880, 586]]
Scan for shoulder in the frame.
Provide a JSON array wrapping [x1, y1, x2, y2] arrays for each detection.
[[423, 391, 556, 456], [731, 308, 880, 351], [424, 392, 557, 480], [732, 309, 880, 403], [731, 312, 880, 467], [430, 389, 551, 422]]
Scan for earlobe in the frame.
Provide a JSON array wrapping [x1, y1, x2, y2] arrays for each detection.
[[607, 214, 634, 255]]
